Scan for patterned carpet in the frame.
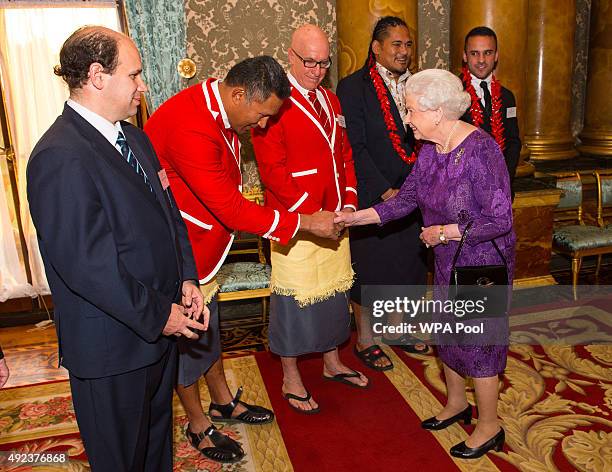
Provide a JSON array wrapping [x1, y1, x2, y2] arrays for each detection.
[[0, 303, 611, 471], [0, 356, 291, 472]]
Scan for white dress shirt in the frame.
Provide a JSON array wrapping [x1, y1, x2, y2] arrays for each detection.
[[470, 73, 493, 102], [376, 62, 411, 126], [288, 73, 332, 123], [66, 98, 124, 155]]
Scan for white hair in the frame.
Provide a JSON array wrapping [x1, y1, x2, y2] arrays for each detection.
[[405, 69, 471, 120]]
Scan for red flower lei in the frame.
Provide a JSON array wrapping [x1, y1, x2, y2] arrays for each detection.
[[368, 56, 418, 164], [461, 64, 506, 151]]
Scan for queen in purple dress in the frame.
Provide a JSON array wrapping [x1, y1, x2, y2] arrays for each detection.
[[335, 69, 515, 460]]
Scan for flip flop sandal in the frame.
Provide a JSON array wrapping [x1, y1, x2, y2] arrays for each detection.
[[282, 391, 321, 415], [185, 424, 245, 464], [209, 386, 274, 425], [353, 344, 393, 371], [323, 370, 370, 389], [383, 335, 430, 354]]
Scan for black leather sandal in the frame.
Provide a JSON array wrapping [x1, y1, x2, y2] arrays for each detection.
[[185, 424, 245, 464], [353, 344, 393, 371], [382, 334, 430, 354], [208, 386, 274, 425]]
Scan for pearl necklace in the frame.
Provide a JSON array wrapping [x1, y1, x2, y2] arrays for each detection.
[[437, 120, 460, 154]]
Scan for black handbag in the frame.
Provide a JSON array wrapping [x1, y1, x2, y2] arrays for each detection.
[[449, 221, 509, 318]]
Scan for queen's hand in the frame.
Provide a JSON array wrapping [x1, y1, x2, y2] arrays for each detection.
[[334, 207, 381, 227], [334, 210, 356, 226]]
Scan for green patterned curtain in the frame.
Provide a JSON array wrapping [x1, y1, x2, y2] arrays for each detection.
[[123, 0, 186, 112]]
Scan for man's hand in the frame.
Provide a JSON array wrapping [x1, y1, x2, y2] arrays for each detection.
[[0, 358, 9, 388], [182, 280, 210, 331], [300, 211, 343, 239], [162, 303, 206, 339], [381, 188, 399, 201], [182, 281, 203, 317]]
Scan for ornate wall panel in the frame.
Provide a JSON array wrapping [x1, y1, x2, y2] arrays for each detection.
[[571, 0, 592, 137], [185, 0, 336, 85], [184, 0, 337, 189], [417, 0, 450, 70]]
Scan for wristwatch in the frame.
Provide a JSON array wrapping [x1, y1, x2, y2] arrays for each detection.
[[439, 225, 448, 244]]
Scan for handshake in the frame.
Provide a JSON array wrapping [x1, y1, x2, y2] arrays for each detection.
[[300, 209, 352, 240]]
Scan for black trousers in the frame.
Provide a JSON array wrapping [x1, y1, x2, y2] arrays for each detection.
[[69, 344, 176, 471]]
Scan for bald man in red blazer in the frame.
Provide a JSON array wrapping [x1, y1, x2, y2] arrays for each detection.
[[252, 25, 368, 415], [251, 80, 358, 216]]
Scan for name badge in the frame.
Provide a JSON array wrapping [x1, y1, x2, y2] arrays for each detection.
[[506, 107, 517, 118], [158, 169, 170, 190], [336, 115, 346, 128]]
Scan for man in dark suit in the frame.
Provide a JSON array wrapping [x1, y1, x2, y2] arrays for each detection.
[[27, 26, 208, 471], [459, 26, 521, 191], [337, 16, 428, 371]]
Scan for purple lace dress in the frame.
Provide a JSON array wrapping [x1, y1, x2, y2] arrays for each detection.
[[374, 129, 515, 377]]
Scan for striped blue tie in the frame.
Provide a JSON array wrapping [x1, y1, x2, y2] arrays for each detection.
[[116, 131, 154, 193]]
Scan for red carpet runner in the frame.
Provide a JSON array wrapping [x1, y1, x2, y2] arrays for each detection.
[[255, 341, 458, 471]]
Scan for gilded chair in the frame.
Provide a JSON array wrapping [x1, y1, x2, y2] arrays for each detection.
[[552, 172, 612, 298], [593, 169, 612, 275], [216, 188, 271, 322]]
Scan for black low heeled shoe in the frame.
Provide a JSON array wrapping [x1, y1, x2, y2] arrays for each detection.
[[421, 404, 473, 430], [450, 428, 505, 459]]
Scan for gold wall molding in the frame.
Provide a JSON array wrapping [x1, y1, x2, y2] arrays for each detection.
[[450, 0, 532, 175], [337, 0, 418, 80], [524, 0, 579, 161], [579, 0, 612, 156]]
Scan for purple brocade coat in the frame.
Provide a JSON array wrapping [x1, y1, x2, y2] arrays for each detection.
[[374, 129, 516, 377]]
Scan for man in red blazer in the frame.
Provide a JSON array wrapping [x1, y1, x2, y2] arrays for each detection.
[[146, 56, 340, 463], [252, 25, 368, 415]]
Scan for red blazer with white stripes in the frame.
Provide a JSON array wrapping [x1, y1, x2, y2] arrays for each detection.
[[251, 85, 358, 215], [145, 79, 299, 284]]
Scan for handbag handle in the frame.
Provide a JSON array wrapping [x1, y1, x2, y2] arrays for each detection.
[[450, 221, 507, 270]]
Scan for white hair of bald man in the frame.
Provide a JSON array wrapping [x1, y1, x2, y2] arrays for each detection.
[[405, 69, 471, 120]]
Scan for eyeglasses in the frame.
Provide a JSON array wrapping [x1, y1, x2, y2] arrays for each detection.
[[291, 48, 332, 69]]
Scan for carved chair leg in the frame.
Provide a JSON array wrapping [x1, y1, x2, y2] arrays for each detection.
[[262, 296, 268, 324], [571, 256, 582, 300], [596, 254, 603, 280]]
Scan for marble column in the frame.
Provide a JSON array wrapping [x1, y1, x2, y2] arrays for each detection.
[[579, 0, 612, 156], [337, 0, 418, 81], [450, 0, 533, 176], [524, 0, 578, 160]]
